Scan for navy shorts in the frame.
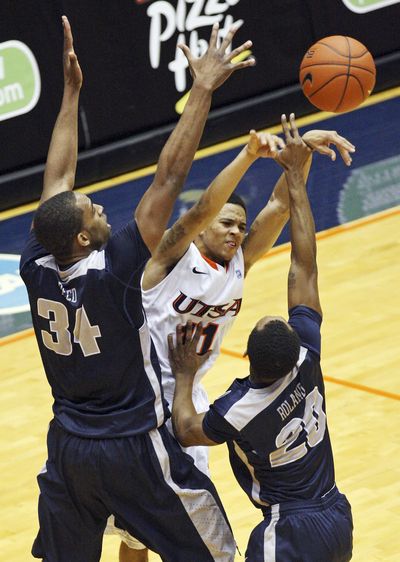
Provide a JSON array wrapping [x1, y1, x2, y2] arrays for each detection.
[[32, 420, 235, 562], [245, 486, 353, 562]]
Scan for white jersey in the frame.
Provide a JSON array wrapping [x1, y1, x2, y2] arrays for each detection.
[[142, 243, 244, 410]]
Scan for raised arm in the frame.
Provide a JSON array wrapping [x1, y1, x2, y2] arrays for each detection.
[[275, 114, 322, 316], [142, 131, 281, 290], [39, 16, 82, 206], [135, 23, 255, 253], [242, 128, 355, 275]]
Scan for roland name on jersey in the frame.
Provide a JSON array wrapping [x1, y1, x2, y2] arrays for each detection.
[[277, 382, 307, 421]]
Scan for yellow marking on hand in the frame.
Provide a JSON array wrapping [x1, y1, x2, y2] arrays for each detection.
[[175, 50, 253, 115]]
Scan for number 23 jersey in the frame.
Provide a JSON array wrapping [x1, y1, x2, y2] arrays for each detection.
[[203, 306, 335, 506], [142, 242, 244, 408]]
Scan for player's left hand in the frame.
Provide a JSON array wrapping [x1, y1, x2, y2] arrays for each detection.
[[302, 130, 355, 166], [62, 15, 82, 90], [168, 322, 211, 379], [246, 130, 286, 159]]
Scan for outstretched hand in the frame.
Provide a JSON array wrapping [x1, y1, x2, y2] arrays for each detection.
[[302, 129, 355, 166], [168, 322, 211, 379], [246, 130, 285, 159], [273, 114, 310, 171], [62, 15, 82, 90], [178, 22, 255, 92]]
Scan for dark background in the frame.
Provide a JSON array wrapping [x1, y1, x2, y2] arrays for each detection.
[[1, 0, 399, 210]]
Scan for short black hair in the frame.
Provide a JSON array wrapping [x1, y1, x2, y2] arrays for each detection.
[[247, 320, 300, 380], [226, 193, 247, 215], [33, 192, 83, 260]]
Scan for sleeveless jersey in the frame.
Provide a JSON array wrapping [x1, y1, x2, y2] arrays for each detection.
[[20, 221, 168, 438], [142, 242, 244, 408], [203, 306, 336, 507]]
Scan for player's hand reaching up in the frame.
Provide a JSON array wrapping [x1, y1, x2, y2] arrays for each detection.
[[178, 22, 255, 92], [246, 130, 286, 159], [274, 114, 310, 171], [302, 129, 355, 166], [62, 15, 82, 90], [168, 322, 211, 380]]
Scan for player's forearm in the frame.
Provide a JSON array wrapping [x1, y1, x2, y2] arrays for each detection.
[[41, 88, 80, 203], [243, 154, 312, 272], [172, 376, 198, 446], [191, 146, 256, 224], [153, 82, 213, 194], [286, 167, 317, 269], [270, 152, 313, 216]]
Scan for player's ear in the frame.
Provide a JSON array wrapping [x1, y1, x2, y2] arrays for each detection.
[[77, 231, 90, 247]]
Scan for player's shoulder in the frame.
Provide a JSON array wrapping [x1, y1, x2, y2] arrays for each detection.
[[212, 377, 252, 416], [20, 230, 49, 275]]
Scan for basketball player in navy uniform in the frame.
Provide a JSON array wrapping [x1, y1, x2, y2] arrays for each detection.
[[168, 114, 353, 561], [20, 15, 258, 562], [114, 112, 355, 561]]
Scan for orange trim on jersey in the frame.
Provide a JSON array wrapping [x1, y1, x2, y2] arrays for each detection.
[[201, 254, 219, 270]]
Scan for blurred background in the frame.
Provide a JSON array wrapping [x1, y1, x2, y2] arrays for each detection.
[[0, 0, 399, 210]]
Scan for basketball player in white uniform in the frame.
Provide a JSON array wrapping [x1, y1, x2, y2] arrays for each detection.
[[113, 125, 355, 560]]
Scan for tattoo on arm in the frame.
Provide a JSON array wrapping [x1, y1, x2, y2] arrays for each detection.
[[159, 222, 186, 253]]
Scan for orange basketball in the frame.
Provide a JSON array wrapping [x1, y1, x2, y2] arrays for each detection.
[[299, 36, 376, 113]]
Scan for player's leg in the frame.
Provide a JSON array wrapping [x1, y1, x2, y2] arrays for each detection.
[[246, 488, 353, 562], [105, 425, 235, 562], [32, 424, 108, 562], [105, 516, 149, 562]]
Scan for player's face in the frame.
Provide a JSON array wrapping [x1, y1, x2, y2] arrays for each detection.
[[198, 203, 247, 264], [76, 194, 111, 250]]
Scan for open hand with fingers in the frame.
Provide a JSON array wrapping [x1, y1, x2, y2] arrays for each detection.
[[246, 130, 286, 159], [168, 322, 211, 380], [178, 22, 255, 92], [62, 15, 82, 90], [302, 129, 355, 166], [274, 114, 310, 171]]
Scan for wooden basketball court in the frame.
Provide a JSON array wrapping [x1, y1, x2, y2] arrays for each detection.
[[1, 206, 399, 561]]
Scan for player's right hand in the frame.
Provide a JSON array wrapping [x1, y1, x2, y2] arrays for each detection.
[[274, 114, 310, 171], [62, 15, 83, 90], [178, 22, 255, 92]]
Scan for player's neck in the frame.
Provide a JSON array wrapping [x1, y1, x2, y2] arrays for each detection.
[[249, 373, 277, 387], [55, 247, 92, 267]]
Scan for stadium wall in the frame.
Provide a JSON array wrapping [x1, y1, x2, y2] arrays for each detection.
[[0, 0, 399, 210]]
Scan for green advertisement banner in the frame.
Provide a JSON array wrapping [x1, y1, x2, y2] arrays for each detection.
[[342, 0, 400, 13], [338, 155, 400, 223], [0, 40, 41, 122]]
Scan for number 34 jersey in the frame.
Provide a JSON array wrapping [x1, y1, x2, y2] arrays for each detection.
[[142, 243, 244, 408], [20, 223, 168, 439], [203, 306, 336, 506]]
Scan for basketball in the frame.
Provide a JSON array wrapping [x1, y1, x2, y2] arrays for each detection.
[[299, 36, 376, 113]]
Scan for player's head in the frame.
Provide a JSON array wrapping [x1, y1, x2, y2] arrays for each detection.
[[247, 316, 300, 382], [196, 193, 247, 264], [34, 192, 110, 262]]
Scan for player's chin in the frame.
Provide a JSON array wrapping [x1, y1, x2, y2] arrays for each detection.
[[223, 244, 238, 260]]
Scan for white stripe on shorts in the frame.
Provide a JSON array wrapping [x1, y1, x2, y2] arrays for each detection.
[[149, 428, 235, 561], [264, 504, 280, 562]]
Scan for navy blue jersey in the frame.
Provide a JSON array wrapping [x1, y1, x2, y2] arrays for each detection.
[[20, 221, 169, 438], [203, 306, 335, 508]]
